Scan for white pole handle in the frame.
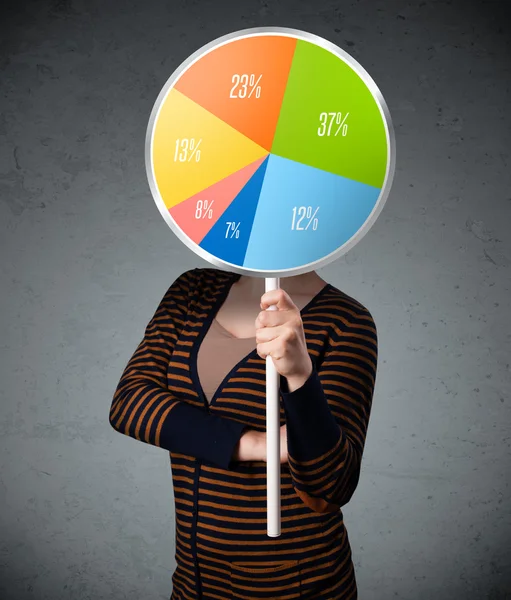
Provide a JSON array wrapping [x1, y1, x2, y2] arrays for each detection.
[[265, 277, 281, 537]]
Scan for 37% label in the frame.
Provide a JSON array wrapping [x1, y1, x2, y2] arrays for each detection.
[[318, 112, 349, 137]]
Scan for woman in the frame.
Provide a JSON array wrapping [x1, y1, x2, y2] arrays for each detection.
[[110, 267, 377, 599]]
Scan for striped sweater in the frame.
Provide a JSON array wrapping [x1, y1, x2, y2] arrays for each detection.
[[109, 267, 378, 599]]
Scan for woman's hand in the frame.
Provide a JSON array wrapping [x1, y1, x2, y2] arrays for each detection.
[[259, 424, 289, 464], [279, 424, 288, 464], [233, 426, 288, 463], [234, 429, 262, 462], [255, 288, 313, 387]]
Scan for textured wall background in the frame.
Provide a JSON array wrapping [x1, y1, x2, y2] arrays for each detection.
[[1, 0, 510, 598]]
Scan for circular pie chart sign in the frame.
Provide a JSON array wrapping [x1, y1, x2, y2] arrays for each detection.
[[145, 26, 396, 276]]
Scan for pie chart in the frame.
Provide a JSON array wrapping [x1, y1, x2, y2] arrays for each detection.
[[145, 27, 395, 275]]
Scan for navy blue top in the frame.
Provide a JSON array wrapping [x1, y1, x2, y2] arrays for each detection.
[[110, 267, 378, 599]]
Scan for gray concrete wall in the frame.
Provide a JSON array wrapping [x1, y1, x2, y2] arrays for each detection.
[[0, 0, 510, 598]]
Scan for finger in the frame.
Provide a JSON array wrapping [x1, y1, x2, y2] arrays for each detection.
[[255, 323, 288, 343], [260, 288, 297, 311], [256, 339, 283, 361], [255, 308, 290, 329]]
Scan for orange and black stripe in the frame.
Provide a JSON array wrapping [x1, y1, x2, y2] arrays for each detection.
[[110, 267, 378, 599]]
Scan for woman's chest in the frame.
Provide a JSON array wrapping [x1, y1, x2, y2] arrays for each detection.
[[164, 277, 330, 425], [215, 293, 317, 338]]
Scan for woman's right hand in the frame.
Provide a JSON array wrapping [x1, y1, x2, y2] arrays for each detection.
[[234, 426, 288, 463], [279, 424, 288, 464], [253, 425, 289, 464]]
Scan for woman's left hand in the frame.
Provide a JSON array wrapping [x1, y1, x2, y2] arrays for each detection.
[[255, 288, 313, 382]]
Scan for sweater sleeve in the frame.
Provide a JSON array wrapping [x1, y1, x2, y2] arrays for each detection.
[[279, 309, 378, 513], [109, 269, 248, 470]]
